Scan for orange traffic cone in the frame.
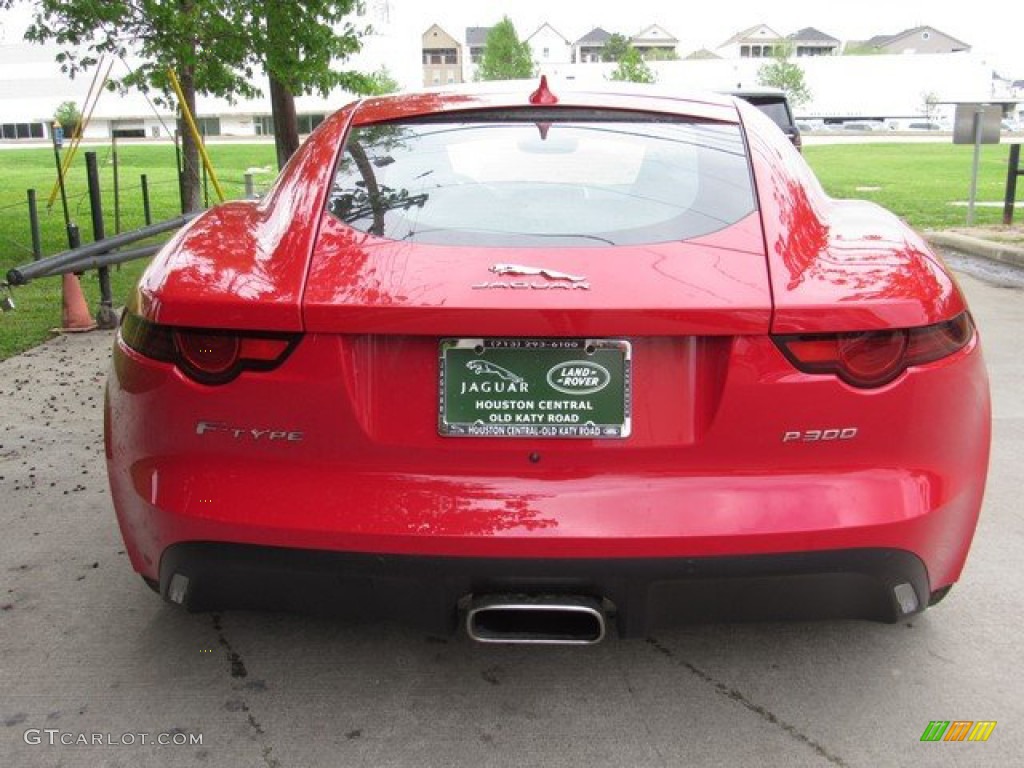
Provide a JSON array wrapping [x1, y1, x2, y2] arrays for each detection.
[[56, 273, 98, 333]]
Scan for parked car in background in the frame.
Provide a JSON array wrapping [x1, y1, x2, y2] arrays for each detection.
[[886, 119, 946, 131], [106, 79, 990, 643], [728, 88, 801, 151], [841, 120, 886, 131]]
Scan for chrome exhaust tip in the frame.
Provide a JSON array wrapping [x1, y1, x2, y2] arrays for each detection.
[[466, 595, 607, 645]]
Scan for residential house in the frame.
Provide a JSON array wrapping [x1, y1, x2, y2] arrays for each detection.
[[574, 27, 612, 63], [717, 24, 786, 58], [465, 26, 493, 79], [684, 48, 721, 61], [421, 24, 463, 87], [526, 23, 573, 73], [849, 26, 970, 55], [630, 24, 678, 60], [789, 27, 840, 57]]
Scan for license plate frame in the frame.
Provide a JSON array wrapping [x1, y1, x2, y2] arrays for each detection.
[[439, 338, 632, 439]]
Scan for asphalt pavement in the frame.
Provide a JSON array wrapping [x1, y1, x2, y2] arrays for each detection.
[[1, 250, 1022, 768]]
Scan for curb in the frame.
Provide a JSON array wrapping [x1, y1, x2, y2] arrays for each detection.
[[924, 231, 1024, 270]]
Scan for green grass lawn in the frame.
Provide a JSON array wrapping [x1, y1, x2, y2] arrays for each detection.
[[0, 139, 1018, 359], [803, 142, 1014, 230], [0, 142, 277, 358]]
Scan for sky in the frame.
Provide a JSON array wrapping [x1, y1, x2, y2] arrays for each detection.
[[2, 0, 1022, 78]]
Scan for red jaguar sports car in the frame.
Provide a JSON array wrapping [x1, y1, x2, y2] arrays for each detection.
[[105, 79, 990, 643]]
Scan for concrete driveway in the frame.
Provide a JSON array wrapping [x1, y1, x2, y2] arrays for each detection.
[[2, 263, 1021, 767]]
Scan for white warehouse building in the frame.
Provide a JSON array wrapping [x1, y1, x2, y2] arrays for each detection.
[[0, 19, 1016, 142]]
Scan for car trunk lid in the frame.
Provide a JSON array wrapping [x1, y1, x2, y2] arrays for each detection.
[[303, 211, 771, 336]]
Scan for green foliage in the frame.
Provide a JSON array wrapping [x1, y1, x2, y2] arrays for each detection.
[[644, 48, 679, 61], [3, 0, 374, 101], [259, 1, 374, 97], [609, 48, 657, 84], [12, 1, 257, 103], [3, 0, 374, 200], [366, 67, 400, 95], [478, 17, 534, 80], [53, 101, 82, 138], [601, 34, 631, 62], [757, 48, 811, 108]]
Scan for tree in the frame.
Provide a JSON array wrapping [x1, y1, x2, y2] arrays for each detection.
[[478, 17, 534, 81], [54, 101, 82, 138], [6, 0, 258, 212], [757, 48, 811, 108], [366, 67, 400, 95], [601, 34, 631, 63], [6, 0, 258, 210], [609, 47, 657, 84], [5, 0, 374, 207], [257, 0, 373, 169], [645, 48, 679, 61]]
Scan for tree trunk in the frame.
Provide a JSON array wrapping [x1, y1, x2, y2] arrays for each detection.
[[270, 75, 300, 170], [177, 65, 202, 213]]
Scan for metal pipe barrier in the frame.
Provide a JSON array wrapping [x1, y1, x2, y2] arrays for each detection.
[[5, 212, 199, 287], [85, 151, 118, 329]]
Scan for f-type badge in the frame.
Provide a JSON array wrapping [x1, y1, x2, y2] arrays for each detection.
[[472, 263, 590, 290]]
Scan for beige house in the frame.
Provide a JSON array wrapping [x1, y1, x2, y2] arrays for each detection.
[[629, 24, 678, 59], [717, 24, 787, 59], [422, 24, 463, 87]]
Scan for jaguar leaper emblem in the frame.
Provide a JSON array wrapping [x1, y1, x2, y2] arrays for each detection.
[[465, 360, 525, 383], [489, 264, 587, 283], [472, 264, 590, 290]]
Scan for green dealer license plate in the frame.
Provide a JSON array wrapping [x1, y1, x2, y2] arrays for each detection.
[[439, 339, 632, 438]]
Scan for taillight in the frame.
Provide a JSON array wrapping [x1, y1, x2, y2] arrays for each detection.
[[773, 313, 974, 388], [175, 332, 240, 378], [119, 312, 299, 385]]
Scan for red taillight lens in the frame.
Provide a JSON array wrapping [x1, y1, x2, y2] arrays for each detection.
[[120, 312, 298, 385], [774, 313, 975, 388], [837, 330, 908, 388], [175, 332, 240, 377]]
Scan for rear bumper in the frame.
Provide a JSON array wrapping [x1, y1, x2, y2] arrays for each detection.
[[106, 330, 991, 629], [109, 460, 986, 594], [158, 542, 932, 636]]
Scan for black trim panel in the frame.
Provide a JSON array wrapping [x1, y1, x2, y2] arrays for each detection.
[[158, 543, 931, 637]]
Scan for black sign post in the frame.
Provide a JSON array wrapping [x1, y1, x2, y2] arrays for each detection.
[[51, 121, 77, 248]]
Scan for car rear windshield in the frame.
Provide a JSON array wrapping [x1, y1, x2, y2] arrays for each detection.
[[326, 109, 755, 247]]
